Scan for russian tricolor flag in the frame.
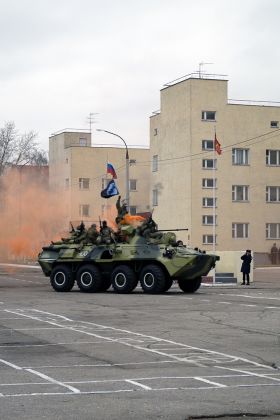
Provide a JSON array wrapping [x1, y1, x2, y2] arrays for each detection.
[[107, 163, 117, 179]]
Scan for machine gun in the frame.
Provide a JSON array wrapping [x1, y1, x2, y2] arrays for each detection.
[[156, 228, 189, 232]]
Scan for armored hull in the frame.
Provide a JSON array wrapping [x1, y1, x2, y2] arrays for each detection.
[[38, 231, 219, 294]]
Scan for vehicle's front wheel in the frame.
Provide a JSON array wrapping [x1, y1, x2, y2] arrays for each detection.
[[140, 264, 166, 293], [76, 265, 102, 292], [50, 265, 75, 292], [178, 277, 202, 293], [111, 265, 138, 293]]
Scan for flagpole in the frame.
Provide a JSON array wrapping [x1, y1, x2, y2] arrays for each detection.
[[213, 129, 216, 285]]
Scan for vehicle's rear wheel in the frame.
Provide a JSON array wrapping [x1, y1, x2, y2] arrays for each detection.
[[111, 265, 138, 293], [178, 277, 202, 293], [140, 264, 166, 293], [76, 265, 102, 292], [50, 265, 75, 292], [163, 277, 173, 292]]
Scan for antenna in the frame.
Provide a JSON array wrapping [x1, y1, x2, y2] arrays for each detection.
[[198, 62, 213, 78], [87, 113, 99, 133]]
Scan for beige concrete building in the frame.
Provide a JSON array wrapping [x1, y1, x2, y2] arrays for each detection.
[[49, 130, 150, 228], [150, 75, 280, 253]]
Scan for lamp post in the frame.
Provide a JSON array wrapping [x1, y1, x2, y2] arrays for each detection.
[[96, 129, 130, 210]]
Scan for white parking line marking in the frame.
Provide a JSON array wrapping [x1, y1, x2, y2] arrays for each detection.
[[26, 369, 81, 394], [240, 304, 257, 307], [125, 380, 152, 390], [194, 377, 227, 388], [217, 366, 280, 383], [219, 293, 280, 301], [0, 359, 22, 370], [218, 301, 232, 304]]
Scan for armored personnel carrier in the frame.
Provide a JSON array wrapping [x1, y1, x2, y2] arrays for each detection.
[[38, 217, 219, 294]]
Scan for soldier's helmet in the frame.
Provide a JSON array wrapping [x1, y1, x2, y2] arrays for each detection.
[[92, 224, 97, 228]]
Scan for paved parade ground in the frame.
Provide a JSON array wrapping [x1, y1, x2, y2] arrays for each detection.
[[0, 265, 279, 420]]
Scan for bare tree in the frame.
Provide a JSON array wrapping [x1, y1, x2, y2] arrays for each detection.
[[0, 121, 48, 176]]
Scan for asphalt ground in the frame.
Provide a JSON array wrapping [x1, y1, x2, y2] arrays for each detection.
[[0, 264, 279, 420]]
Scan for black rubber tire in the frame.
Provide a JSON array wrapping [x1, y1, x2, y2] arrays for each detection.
[[111, 265, 138, 293], [50, 265, 75, 292], [99, 276, 112, 292], [140, 264, 166, 294], [76, 264, 102, 293], [178, 277, 202, 293], [163, 277, 173, 292]]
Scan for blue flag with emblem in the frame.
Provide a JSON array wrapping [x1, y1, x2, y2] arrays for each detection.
[[101, 179, 119, 199]]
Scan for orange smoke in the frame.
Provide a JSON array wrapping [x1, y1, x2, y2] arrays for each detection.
[[120, 214, 145, 226], [0, 167, 68, 261]]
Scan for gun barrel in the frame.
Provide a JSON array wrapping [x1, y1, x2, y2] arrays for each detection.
[[157, 228, 189, 232]]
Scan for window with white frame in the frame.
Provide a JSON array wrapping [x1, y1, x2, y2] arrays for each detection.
[[152, 155, 158, 172], [232, 148, 249, 165], [129, 179, 137, 191], [79, 178, 90, 190], [130, 159, 136, 165], [79, 204, 90, 217], [232, 223, 249, 238], [203, 197, 217, 207], [202, 178, 217, 188], [202, 159, 217, 169], [65, 178, 69, 189], [266, 186, 280, 202], [270, 121, 279, 128], [79, 138, 87, 146], [266, 149, 280, 166], [102, 178, 111, 189], [202, 140, 214, 150], [232, 185, 249, 202], [266, 223, 280, 239], [152, 189, 158, 206], [202, 215, 217, 225], [130, 206, 137, 215], [201, 111, 216, 121], [203, 234, 216, 244], [154, 128, 158, 136]]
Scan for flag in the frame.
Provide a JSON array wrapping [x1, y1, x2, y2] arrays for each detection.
[[101, 179, 119, 198], [107, 163, 117, 179], [214, 133, 222, 155]]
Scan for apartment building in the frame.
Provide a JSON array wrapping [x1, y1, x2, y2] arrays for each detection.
[[49, 130, 150, 227], [150, 75, 280, 252]]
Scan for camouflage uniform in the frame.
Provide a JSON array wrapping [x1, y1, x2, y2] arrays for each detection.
[[97, 221, 115, 245], [86, 224, 99, 244]]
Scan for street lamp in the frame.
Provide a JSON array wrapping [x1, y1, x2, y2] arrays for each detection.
[[96, 129, 130, 209]]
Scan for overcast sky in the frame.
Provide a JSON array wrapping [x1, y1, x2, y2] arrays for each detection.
[[0, 0, 279, 151]]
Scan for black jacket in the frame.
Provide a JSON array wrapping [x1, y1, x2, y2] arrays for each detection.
[[241, 253, 252, 274]]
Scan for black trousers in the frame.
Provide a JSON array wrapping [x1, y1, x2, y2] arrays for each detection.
[[242, 273, 250, 283]]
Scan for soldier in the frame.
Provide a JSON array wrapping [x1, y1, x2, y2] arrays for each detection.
[[115, 195, 128, 224], [138, 215, 162, 241], [270, 243, 278, 264], [98, 220, 115, 245], [85, 223, 99, 244]]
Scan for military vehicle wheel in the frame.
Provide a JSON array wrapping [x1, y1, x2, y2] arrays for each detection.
[[178, 277, 202, 293], [50, 265, 75, 292], [111, 265, 138, 293], [163, 277, 173, 292], [76, 265, 102, 293], [140, 264, 166, 293]]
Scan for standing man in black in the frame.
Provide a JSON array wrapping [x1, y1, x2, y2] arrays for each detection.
[[241, 250, 252, 285]]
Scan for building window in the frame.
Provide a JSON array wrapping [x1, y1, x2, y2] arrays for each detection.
[[79, 204, 90, 217], [202, 178, 217, 188], [266, 186, 280, 202], [232, 148, 249, 165], [203, 197, 217, 207], [266, 149, 280, 166], [130, 206, 137, 215], [65, 178, 69, 189], [202, 140, 214, 150], [201, 111, 216, 121], [203, 234, 216, 244], [202, 159, 217, 169], [129, 179, 137, 191], [102, 178, 111, 189], [152, 155, 158, 172], [130, 159, 136, 165], [152, 189, 158, 206], [202, 215, 217, 225], [79, 138, 87, 146], [266, 223, 280, 239], [232, 223, 249, 238], [270, 121, 279, 128], [154, 128, 158, 136], [79, 178, 90, 190], [232, 185, 249, 202]]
